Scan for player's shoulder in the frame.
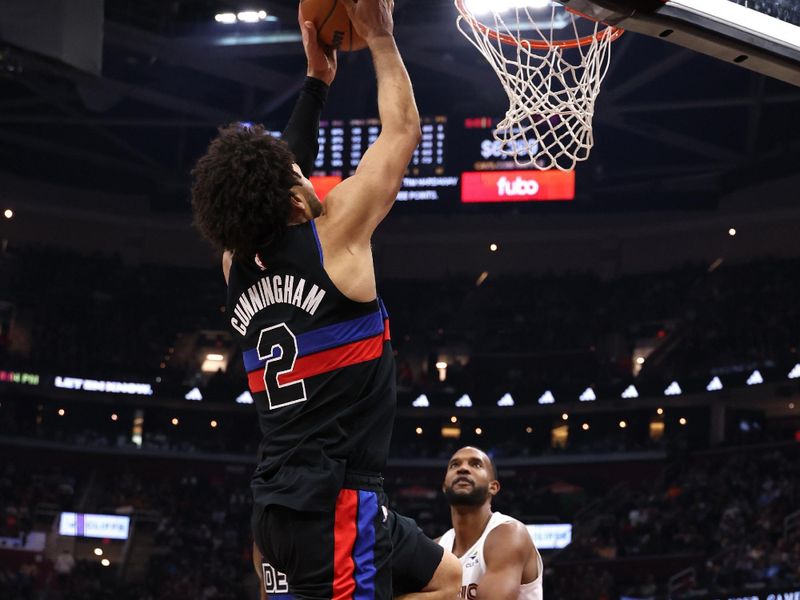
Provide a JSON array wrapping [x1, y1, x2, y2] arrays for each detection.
[[485, 516, 533, 556]]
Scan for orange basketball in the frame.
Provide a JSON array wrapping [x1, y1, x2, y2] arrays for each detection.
[[299, 0, 368, 52]]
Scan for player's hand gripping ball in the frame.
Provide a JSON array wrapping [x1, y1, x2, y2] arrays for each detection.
[[299, 0, 368, 52]]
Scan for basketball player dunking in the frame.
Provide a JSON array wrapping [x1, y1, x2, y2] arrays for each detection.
[[241, 7, 458, 599], [439, 447, 543, 600], [191, 1, 458, 598]]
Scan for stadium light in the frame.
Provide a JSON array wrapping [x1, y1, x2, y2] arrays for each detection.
[[206, 353, 224, 362], [619, 420, 627, 429], [746, 370, 764, 385], [706, 376, 723, 391], [537, 390, 555, 405], [664, 381, 682, 396], [415, 427, 423, 435], [237, 10, 268, 22], [788, 364, 800, 379], [621, 385, 639, 399], [3, 209, 12, 219], [94, 548, 103, 556], [215, 12, 237, 24], [489, 243, 498, 252], [497, 393, 515, 407], [436, 361, 448, 382], [236, 390, 254, 404], [581, 423, 589, 431], [101, 559, 110, 567], [185, 387, 203, 401], [412, 394, 430, 408], [579, 387, 596, 402], [455, 394, 473, 408], [465, 0, 552, 16]]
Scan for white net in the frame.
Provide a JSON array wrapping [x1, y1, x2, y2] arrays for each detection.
[[455, 1, 620, 171]]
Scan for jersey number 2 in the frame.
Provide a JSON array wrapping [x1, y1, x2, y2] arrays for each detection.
[[256, 323, 307, 410]]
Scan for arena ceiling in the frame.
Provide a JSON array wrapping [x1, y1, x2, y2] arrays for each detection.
[[0, 0, 798, 211]]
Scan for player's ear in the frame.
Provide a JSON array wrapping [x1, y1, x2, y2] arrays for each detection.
[[488, 479, 500, 497]]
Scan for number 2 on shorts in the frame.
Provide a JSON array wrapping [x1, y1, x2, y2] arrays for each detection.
[[256, 323, 307, 410]]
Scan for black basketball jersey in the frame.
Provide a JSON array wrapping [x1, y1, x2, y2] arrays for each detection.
[[226, 220, 396, 511]]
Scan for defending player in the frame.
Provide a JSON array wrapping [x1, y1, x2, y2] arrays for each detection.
[[438, 447, 543, 600], [191, 1, 434, 598]]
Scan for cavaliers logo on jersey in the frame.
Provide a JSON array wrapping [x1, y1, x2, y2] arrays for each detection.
[[464, 549, 479, 569], [255, 253, 267, 271]]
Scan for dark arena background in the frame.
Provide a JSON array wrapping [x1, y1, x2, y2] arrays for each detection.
[[1, 1, 800, 599]]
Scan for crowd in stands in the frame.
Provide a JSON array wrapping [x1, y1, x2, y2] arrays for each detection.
[[1, 434, 798, 599], [0, 463, 77, 538], [553, 443, 800, 599], [2, 245, 800, 406], [3, 246, 800, 598]]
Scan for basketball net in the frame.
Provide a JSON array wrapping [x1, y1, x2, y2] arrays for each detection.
[[455, 1, 621, 172]]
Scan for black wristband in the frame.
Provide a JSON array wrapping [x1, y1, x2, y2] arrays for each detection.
[[302, 76, 330, 105]]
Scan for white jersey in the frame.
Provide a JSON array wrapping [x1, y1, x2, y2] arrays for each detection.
[[438, 512, 543, 600]]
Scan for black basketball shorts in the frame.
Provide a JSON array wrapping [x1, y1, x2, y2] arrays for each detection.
[[253, 498, 443, 599]]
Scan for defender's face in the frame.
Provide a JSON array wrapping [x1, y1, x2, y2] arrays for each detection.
[[443, 447, 497, 506], [291, 163, 323, 218]]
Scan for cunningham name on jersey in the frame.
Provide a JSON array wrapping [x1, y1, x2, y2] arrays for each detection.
[[230, 274, 326, 336]]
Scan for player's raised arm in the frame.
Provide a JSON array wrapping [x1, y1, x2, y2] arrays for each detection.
[[322, 0, 421, 245]]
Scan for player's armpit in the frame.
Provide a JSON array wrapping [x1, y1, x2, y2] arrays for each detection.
[[475, 523, 533, 600], [222, 250, 233, 285]]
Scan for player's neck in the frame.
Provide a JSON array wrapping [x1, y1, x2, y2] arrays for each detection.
[[450, 504, 493, 557]]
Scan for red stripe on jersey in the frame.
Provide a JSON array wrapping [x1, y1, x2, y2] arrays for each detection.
[[276, 333, 385, 386], [246, 324, 390, 393], [333, 489, 358, 600], [383, 319, 390, 342], [247, 369, 265, 393]]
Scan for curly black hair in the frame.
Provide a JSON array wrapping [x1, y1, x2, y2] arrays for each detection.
[[191, 123, 299, 260]]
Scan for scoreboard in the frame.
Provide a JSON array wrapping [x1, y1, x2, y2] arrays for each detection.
[[309, 116, 575, 206], [315, 116, 447, 174]]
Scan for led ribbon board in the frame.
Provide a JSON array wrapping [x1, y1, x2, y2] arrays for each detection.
[[59, 513, 131, 540]]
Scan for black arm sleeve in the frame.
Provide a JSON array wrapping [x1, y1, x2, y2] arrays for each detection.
[[282, 77, 329, 177]]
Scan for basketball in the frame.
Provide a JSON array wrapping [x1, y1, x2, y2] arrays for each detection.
[[300, 0, 368, 52]]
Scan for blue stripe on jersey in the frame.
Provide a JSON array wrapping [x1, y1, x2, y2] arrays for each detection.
[[378, 297, 388, 320], [310, 220, 324, 265], [353, 490, 378, 600], [242, 310, 384, 372]]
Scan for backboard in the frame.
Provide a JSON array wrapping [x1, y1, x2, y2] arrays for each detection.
[[560, 0, 800, 86]]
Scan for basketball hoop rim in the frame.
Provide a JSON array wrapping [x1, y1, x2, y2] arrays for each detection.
[[454, 0, 623, 49]]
